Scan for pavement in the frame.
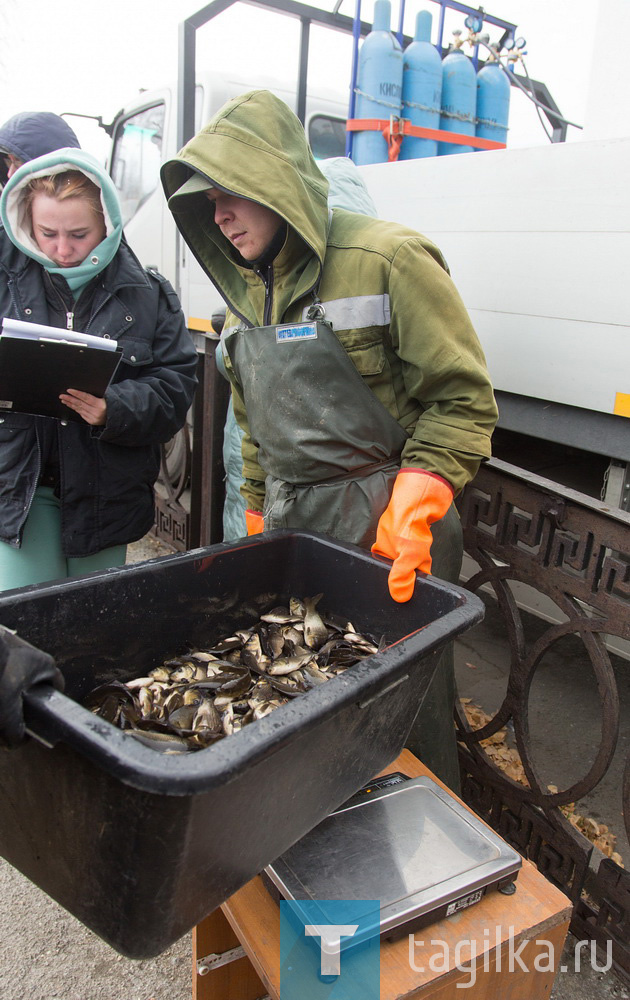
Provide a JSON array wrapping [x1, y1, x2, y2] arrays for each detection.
[[0, 533, 626, 998], [550, 936, 629, 999]]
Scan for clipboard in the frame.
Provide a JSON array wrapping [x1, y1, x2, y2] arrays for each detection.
[[0, 334, 123, 422]]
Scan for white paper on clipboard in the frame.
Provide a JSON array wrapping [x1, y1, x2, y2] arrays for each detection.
[[1, 317, 118, 352]]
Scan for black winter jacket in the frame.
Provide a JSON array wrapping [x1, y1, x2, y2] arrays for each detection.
[[0, 238, 198, 556]]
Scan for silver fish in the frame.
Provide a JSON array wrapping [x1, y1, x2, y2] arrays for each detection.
[[303, 594, 329, 650], [283, 624, 304, 643], [252, 701, 277, 720], [127, 729, 192, 752], [266, 623, 285, 660], [169, 705, 198, 730], [222, 703, 235, 736], [289, 597, 306, 618], [241, 632, 264, 673], [138, 686, 153, 717], [267, 652, 314, 676], [84, 593, 387, 754], [149, 666, 171, 682], [170, 663, 196, 682], [260, 606, 299, 624], [124, 676, 156, 690], [302, 663, 330, 685], [193, 699, 222, 734], [190, 651, 218, 663], [213, 693, 236, 710]]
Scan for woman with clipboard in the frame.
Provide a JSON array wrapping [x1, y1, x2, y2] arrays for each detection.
[[0, 147, 198, 590]]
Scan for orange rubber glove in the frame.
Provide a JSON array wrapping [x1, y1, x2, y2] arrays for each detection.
[[372, 469, 454, 602], [245, 510, 264, 535]]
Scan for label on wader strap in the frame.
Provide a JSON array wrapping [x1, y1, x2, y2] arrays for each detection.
[[276, 322, 318, 343]]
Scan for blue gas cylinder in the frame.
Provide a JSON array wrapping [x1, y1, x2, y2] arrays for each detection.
[[352, 0, 403, 166], [438, 48, 476, 155], [476, 61, 510, 146], [399, 10, 442, 159]]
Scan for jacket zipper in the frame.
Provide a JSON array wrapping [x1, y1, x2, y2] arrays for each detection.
[[16, 441, 42, 547], [43, 270, 76, 331], [5, 278, 42, 543], [257, 264, 274, 326], [14, 275, 70, 546], [54, 286, 74, 331]]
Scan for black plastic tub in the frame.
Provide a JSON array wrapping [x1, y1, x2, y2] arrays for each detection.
[[0, 530, 483, 958]]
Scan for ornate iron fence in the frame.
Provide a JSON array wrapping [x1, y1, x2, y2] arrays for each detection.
[[456, 457, 630, 979]]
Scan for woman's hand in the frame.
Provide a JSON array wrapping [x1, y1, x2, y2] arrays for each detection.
[[59, 388, 107, 426]]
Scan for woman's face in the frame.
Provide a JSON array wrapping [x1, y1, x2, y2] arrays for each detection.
[[30, 193, 105, 268]]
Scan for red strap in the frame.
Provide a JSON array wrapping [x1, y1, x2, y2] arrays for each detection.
[[346, 118, 506, 153], [382, 120, 404, 162]]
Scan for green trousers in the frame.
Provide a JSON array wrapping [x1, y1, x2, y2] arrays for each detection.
[[0, 487, 127, 592], [403, 503, 463, 793]]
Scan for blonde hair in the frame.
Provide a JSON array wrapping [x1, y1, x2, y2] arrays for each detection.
[[24, 170, 105, 226]]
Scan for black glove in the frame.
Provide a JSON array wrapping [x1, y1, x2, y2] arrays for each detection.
[[0, 628, 64, 748]]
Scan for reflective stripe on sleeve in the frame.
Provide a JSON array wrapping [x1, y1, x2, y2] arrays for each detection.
[[302, 294, 390, 330]]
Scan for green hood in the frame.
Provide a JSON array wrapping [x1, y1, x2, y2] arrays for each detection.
[[161, 90, 330, 324], [0, 147, 122, 297]]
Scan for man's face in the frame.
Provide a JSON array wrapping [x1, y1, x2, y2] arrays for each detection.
[[4, 154, 22, 179], [206, 188, 282, 261]]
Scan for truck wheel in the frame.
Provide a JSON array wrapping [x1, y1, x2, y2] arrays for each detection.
[[159, 425, 191, 497]]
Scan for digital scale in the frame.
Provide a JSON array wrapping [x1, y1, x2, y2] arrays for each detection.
[[263, 772, 522, 953]]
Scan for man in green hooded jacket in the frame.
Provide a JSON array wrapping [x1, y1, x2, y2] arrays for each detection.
[[161, 90, 498, 789]]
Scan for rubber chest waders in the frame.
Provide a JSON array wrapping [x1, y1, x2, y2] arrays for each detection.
[[223, 316, 463, 791], [223, 319, 408, 548]]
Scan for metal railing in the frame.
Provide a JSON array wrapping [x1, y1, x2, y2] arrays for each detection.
[[456, 458, 630, 981]]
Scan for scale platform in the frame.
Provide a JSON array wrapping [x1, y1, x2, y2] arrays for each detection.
[[263, 772, 522, 949]]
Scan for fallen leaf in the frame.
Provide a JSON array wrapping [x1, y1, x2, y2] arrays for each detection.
[[459, 700, 625, 867]]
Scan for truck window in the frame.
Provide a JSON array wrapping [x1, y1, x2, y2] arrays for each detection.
[[111, 104, 165, 226], [308, 115, 347, 159]]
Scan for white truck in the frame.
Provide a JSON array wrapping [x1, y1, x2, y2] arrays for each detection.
[[100, 0, 630, 511], [361, 133, 630, 509]]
